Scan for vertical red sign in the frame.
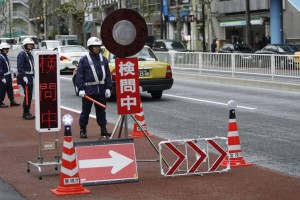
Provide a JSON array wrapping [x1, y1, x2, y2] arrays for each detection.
[[115, 58, 141, 115], [35, 52, 61, 132]]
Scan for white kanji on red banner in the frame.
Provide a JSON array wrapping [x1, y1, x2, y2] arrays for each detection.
[[115, 58, 141, 114]]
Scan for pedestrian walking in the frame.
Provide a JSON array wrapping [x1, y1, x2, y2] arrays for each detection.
[[0, 42, 21, 108], [211, 38, 218, 52], [76, 37, 112, 139], [17, 38, 35, 120]]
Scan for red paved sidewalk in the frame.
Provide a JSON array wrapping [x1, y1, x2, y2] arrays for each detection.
[[0, 96, 300, 200]]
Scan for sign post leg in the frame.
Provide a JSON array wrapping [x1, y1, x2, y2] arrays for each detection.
[[129, 114, 169, 168]]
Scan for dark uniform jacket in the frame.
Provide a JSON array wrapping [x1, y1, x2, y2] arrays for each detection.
[[0, 54, 12, 85], [17, 50, 34, 85], [76, 53, 112, 96]]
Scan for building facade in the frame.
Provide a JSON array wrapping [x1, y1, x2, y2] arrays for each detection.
[[1, 0, 300, 51]]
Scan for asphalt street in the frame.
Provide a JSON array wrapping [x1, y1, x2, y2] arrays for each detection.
[[59, 73, 300, 178], [1, 72, 300, 199]]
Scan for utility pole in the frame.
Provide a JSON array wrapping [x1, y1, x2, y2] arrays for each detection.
[[9, 0, 12, 38], [160, 0, 163, 39], [245, 0, 251, 45], [175, 0, 181, 41], [202, 2, 206, 51]]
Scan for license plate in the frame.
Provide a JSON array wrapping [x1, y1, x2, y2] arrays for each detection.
[[139, 69, 150, 77]]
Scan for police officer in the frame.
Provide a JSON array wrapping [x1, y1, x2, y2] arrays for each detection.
[[17, 38, 35, 120], [76, 37, 112, 139], [0, 42, 20, 108]]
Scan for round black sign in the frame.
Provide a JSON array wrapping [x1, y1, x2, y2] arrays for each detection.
[[101, 9, 148, 58]]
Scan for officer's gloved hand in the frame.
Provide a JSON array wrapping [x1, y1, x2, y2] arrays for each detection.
[[23, 76, 28, 84], [79, 90, 86, 97], [105, 89, 111, 98], [1, 78, 6, 84]]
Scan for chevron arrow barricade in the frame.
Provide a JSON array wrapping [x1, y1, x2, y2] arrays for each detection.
[[51, 114, 90, 196], [159, 137, 230, 177]]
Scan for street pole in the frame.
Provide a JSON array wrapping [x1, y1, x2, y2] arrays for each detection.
[[9, 0, 12, 38], [202, 3, 206, 52], [43, 1, 47, 39], [160, 0, 163, 39], [245, 0, 251, 45]]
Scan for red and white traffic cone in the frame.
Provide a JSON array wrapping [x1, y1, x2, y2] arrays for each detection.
[[12, 74, 21, 98], [221, 100, 252, 167], [51, 114, 90, 196], [130, 102, 154, 138]]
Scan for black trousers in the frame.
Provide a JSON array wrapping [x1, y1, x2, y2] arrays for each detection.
[[0, 82, 14, 103], [21, 84, 33, 113], [79, 94, 107, 128]]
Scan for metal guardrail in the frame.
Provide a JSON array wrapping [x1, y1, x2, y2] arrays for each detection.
[[154, 51, 300, 84]]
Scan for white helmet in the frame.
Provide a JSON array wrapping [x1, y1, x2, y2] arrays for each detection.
[[87, 37, 102, 47], [0, 42, 10, 50], [22, 38, 35, 46]]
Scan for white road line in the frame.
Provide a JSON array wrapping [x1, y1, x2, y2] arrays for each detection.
[[61, 106, 96, 118], [60, 76, 72, 81], [60, 76, 256, 110], [163, 94, 256, 110]]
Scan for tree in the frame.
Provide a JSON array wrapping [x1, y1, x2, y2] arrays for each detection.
[[0, 0, 10, 36]]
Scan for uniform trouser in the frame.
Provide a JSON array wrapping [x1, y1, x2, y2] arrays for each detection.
[[0, 82, 14, 103], [79, 94, 107, 128], [21, 84, 33, 113]]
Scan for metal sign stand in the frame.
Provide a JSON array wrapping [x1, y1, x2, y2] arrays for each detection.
[[27, 132, 61, 180], [27, 51, 62, 180], [111, 114, 169, 167]]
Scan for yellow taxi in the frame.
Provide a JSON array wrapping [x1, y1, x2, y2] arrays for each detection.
[[72, 46, 173, 99]]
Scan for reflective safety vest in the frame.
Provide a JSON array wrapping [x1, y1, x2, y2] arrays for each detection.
[[84, 54, 106, 86]]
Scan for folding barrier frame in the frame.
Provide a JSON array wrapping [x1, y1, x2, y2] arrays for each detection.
[[159, 136, 230, 177]]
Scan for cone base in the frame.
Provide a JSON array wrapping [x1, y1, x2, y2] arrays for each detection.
[[221, 158, 252, 167], [130, 131, 154, 138], [50, 185, 90, 196]]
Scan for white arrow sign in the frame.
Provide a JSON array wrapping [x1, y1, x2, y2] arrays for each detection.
[[78, 150, 134, 174]]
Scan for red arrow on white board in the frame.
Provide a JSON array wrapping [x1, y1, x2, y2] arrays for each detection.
[[207, 139, 227, 171], [165, 142, 186, 175], [78, 150, 133, 174], [186, 141, 207, 173]]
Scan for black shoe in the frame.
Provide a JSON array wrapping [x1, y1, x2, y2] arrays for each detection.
[[100, 128, 111, 139], [10, 100, 20, 106], [80, 128, 87, 138], [80, 132, 87, 138], [23, 113, 35, 120], [0, 104, 8, 108]]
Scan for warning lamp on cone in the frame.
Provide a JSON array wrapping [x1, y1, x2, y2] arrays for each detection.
[[51, 113, 90, 196], [62, 114, 73, 136], [63, 114, 73, 126], [221, 100, 252, 167], [228, 100, 237, 110]]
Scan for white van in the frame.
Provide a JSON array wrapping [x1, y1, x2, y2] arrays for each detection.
[[40, 40, 62, 50], [55, 35, 79, 46]]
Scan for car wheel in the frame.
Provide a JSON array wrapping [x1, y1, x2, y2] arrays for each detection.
[[150, 91, 163, 99]]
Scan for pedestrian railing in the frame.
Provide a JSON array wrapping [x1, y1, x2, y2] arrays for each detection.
[[154, 51, 300, 83]]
